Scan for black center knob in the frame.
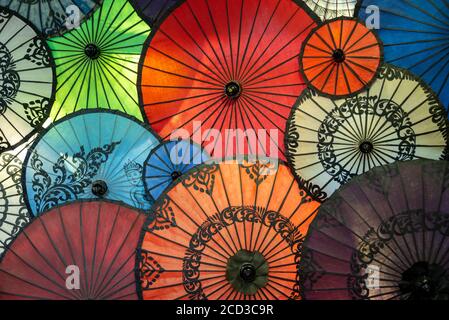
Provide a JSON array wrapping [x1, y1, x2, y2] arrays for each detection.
[[359, 141, 374, 154], [85, 43, 101, 60], [225, 81, 242, 98], [92, 180, 108, 197], [239, 263, 257, 283], [171, 171, 182, 181], [332, 49, 346, 63], [399, 261, 442, 300]]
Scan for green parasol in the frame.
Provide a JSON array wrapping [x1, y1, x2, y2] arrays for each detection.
[[47, 0, 150, 121]]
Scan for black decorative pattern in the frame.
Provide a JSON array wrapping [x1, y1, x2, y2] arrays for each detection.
[[24, 38, 50, 67], [140, 249, 165, 289], [240, 161, 273, 185], [182, 206, 303, 300], [0, 152, 31, 256], [30, 141, 120, 214], [23, 98, 51, 127], [124, 160, 153, 210], [350, 210, 449, 299], [0, 8, 55, 153], [148, 197, 176, 231], [318, 95, 416, 185], [0, 43, 20, 114], [182, 164, 219, 195]]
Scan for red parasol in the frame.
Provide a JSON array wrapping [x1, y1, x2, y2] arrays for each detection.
[[0, 200, 146, 300]]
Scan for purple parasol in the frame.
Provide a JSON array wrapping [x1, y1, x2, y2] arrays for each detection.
[[299, 159, 449, 300]]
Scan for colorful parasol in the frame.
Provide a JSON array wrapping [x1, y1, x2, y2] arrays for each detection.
[[137, 159, 320, 300], [300, 17, 382, 97], [304, 0, 357, 20], [0, 7, 55, 153], [357, 0, 449, 114], [139, 0, 319, 160], [130, 0, 178, 28], [286, 64, 449, 202], [23, 110, 160, 216], [47, 0, 150, 121], [143, 139, 210, 201], [0, 0, 102, 37], [0, 200, 146, 300], [298, 159, 449, 300], [0, 137, 34, 258]]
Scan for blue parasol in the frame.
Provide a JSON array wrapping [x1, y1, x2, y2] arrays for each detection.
[[23, 110, 160, 216], [357, 0, 449, 114], [143, 139, 210, 201]]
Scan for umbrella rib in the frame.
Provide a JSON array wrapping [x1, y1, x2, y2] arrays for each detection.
[[91, 209, 140, 298], [309, 224, 408, 276], [405, 44, 449, 78], [78, 203, 90, 298], [218, 156, 243, 250], [163, 96, 229, 137], [101, 21, 148, 52], [265, 282, 288, 300], [89, 205, 120, 298], [204, 277, 235, 300], [238, 0, 281, 81], [245, 53, 306, 87], [215, 283, 235, 300], [141, 64, 221, 87], [176, 276, 228, 300], [205, 0, 233, 81], [95, 250, 135, 299], [225, 0, 236, 80], [194, 98, 231, 157], [234, 98, 257, 157], [252, 167, 281, 251], [238, 96, 282, 158], [373, 7, 448, 31], [171, 10, 228, 84], [167, 195, 235, 260], [235, 0, 261, 79], [146, 89, 223, 108], [242, 94, 288, 127], [95, 1, 129, 48], [147, 44, 224, 86], [388, 41, 449, 65], [247, 69, 302, 87], [249, 177, 261, 252], [402, 0, 449, 29], [243, 21, 315, 84], [53, 56, 90, 120], [233, 0, 244, 80], [189, 176, 240, 254], [357, 166, 417, 266], [141, 248, 227, 268], [0, 112, 25, 139], [101, 124, 150, 179], [241, 95, 285, 146], [0, 269, 73, 300], [87, 202, 101, 298], [97, 56, 139, 103]]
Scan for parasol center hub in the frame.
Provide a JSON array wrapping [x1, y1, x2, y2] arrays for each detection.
[[239, 263, 257, 283], [332, 49, 346, 63], [92, 180, 108, 197], [171, 171, 182, 181], [226, 250, 268, 295], [225, 81, 242, 98], [85, 43, 101, 60], [359, 141, 374, 154], [399, 261, 446, 300]]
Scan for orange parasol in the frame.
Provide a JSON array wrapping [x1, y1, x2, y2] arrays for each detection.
[[300, 18, 382, 97], [137, 159, 320, 300]]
